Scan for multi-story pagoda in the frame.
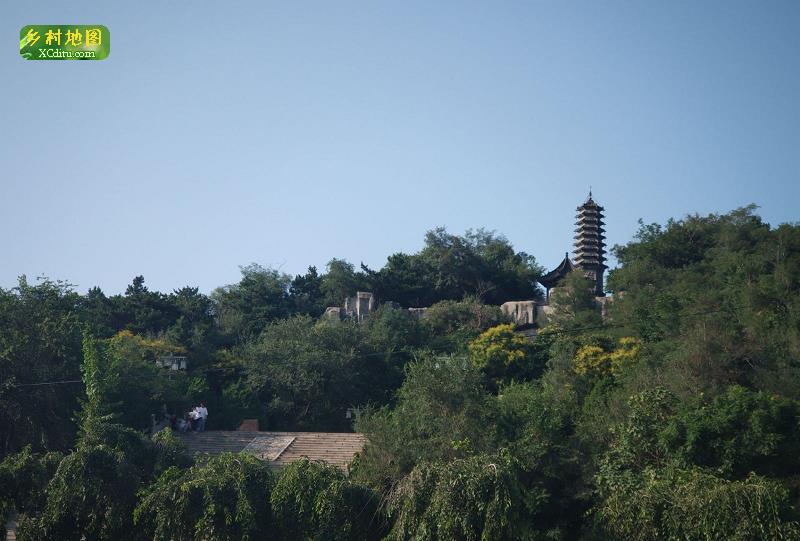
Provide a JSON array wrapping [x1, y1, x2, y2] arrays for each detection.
[[573, 191, 606, 296], [538, 192, 607, 300]]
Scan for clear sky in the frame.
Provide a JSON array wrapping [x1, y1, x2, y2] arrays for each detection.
[[2, 1, 798, 295]]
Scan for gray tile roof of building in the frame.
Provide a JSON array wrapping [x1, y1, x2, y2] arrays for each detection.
[[176, 431, 366, 470]]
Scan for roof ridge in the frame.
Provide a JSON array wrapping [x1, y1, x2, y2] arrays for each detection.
[[271, 436, 296, 461]]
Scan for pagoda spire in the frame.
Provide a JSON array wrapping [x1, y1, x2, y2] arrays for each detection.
[[573, 192, 606, 296]]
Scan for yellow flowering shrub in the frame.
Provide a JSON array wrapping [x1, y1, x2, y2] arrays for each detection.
[[573, 337, 640, 377], [107, 330, 185, 363], [468, 323, 532, 380]]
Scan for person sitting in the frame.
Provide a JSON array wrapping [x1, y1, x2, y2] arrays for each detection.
[[189, 408, 199, 432]]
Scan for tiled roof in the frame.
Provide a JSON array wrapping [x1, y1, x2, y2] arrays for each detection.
[[177, 431, 366, 470], [539, 252, 575, 289]]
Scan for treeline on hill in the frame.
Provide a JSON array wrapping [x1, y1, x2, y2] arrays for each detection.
[[2, 207, 800, 540]]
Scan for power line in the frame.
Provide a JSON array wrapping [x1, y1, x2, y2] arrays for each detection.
[[10, 372, 187, 389], [535, 307, 726, 336], [13, 379, 83, 388]]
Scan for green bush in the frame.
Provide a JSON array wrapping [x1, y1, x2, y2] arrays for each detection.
[[596, 466, 800, 540], [387, 455, 543, 541], [271, 459, 384, 540], [662, 385, 800, 478], [355, 354, 495, 484], [19, 445, 138, 541], [134, 453, 275, 541]]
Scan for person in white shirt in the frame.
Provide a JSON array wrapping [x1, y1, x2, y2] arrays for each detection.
[[197, 402, 208, 432], [189, 408, 200, 431]]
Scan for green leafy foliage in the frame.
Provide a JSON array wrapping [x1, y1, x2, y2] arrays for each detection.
[[102, 330, 191, 431], [322, 259, 369, 308], [363, 228, 543, 307], [422, 297, 506, 351], [19, 445, 139, 541], [355, 354, 495, 483], [150, 428, 193, 475], [662, 385, 800, 479], [363, 252, 436, 308], [242, 315, 405, 431], [271, 459, 384, 540], [418, 228, 543, 306], [547, 270, 603, 330], [134, 453, 275, 541], [0, 447, 62, 537], [289, 266, 326, 317], [212, 264, 294, 338], [595, 388, 800, 539], [469, 323, 537, 384], [3, 209, 800, 539], [608, 207, 800, 394], [0, 277, 83, 455], [386, 455, 540, 541], [596, 466, 800, 540], [494, 382, 584, 537], [78, 331, 117, 426]]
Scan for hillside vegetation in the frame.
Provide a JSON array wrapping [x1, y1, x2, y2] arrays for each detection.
[[2, 207, 800, 540]]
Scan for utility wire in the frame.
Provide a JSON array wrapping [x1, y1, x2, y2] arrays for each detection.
[[13, 379, 83, 388], [535, 307, 726, 336], [8, 364, 249, 389]]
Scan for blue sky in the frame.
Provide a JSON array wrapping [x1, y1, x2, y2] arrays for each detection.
[[2, 1, 798, 294]]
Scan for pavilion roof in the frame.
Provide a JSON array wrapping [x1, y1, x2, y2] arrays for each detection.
[[538, 252, 575, 289]]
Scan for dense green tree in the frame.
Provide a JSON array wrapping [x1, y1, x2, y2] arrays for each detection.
[[164, 286, 218, 353], [608, 207, 800, 395], [596, 465, 800, 540], [18, 445, 139, 541], [361, 303, 426, 355], [355, 354, 495, 484], [134, 453, 275, 541], [271, 459, 384, 540], [289, 265, 326, 316], [78, 287, 120, 338], [423, 297, 506, 352], [100, 330, 190, 431], [76, 331, 118, 433], [419, 228, 543, 305], [321, 258, 367, 307], [364, 252, 436, 307], [547, 270, 603, 330], [120, 276, 180, 336], [494, 381, 584, 537], [662, 385, 800, 479], [212, 264, 293, 338], [0, 447, 62, 539], [594, 387, 800, 539], [0, 277, 84, 456], [242, 316, 402, 431], [362, 229, 543, 308], [15, 414, 184, 541], [206, 379, 262, 430], [386, 454, 540, 541]]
